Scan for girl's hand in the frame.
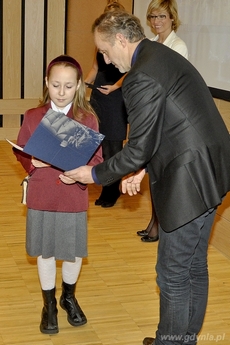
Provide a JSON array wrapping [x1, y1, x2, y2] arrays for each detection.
[[31, 157, 50, 168]]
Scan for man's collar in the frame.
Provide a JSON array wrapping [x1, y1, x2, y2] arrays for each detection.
[[131, 39, 145, 66]]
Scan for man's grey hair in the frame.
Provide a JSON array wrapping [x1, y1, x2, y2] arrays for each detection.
[[92, 11, 146, 45]]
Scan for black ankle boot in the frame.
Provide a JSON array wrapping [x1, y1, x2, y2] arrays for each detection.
[[60, 281, 87, 326], [40, 287, 59, 334]]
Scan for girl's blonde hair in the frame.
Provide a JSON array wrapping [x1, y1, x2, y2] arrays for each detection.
[[146, 0, 181, 32], [39, 55, 97, 122]]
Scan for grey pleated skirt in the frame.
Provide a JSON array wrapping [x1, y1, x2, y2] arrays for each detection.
[[26, 209, 87, 262]]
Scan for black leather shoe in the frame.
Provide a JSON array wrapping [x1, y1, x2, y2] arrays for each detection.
[[97, 192, 121, 208], [143, 337, 155, 345], [60, 282, 87, 327], [137, 230, 149, 236], [95, 198, 104, 206], [101, 201, 116, 208], [141, 234, 159, 242], [40, 288, 59, 334]]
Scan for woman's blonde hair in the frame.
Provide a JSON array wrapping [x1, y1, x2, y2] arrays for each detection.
[[39, 55, 97, 122], [146, 0, 181, 32]]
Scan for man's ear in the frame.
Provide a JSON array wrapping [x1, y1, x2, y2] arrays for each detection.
[[116, 33, 126, 47]]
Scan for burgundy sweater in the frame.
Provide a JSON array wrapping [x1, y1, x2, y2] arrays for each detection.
[[14, 103, 103, 212]]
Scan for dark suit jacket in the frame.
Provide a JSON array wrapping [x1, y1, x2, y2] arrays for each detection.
[[94, 38, 230, 232]]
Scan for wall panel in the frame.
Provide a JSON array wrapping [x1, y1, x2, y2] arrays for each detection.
[[24, 0, 44, 98], [0, 0, 66, 140], [46, 0, 66, 65], [3, 0, 21, 99]]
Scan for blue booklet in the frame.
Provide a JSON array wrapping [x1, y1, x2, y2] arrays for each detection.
[[7, 109, 104, 171]]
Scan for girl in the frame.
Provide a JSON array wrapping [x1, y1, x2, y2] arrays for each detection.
[[14, 55, 103, 334]]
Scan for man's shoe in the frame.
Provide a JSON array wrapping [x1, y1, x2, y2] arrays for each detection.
[[143, 337, 155, 345], [137, 230, 149, 236], [141, 235, 159, 242]]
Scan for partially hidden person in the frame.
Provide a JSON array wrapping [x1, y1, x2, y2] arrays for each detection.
[[84, 0, 128, 208]]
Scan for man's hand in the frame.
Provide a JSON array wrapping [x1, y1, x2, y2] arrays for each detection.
[[122, 169, 146, 196], [58, 175, 76, 185], [59, 165, 94, 184]]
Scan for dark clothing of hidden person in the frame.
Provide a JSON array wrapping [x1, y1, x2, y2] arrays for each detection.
[[88, 52, 127, 207], [90, 52, 127, 207], [85, 0, 128, 208]]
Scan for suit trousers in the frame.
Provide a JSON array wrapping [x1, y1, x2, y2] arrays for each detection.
[[155, 208, 216, 345]]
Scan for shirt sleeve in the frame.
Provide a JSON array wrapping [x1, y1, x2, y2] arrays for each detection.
[[91, 166, 101, 184]]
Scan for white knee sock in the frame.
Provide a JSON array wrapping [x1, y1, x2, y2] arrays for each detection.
[[62, 257, 82, 285], [37, 255, 56, 290]]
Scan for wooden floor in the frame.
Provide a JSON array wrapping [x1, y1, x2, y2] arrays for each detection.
[[0, 140, 230, 345]]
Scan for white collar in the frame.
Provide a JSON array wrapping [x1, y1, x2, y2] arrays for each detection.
[[51, 101, 72, 115]]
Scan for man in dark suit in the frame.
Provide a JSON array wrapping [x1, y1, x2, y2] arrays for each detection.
[[60, 11, 230, 345]]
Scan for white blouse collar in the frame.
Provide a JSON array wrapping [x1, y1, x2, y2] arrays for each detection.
[[51, 101, 72, 115]]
